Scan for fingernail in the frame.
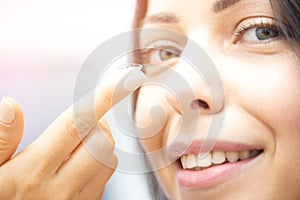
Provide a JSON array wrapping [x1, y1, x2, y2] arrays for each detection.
[[0, 97, 16, 127], [123, 65, 147, 92]]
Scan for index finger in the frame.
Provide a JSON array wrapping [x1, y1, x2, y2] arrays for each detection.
[[28, 65, 146, 168]]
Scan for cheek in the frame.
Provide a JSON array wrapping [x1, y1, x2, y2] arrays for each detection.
[[263, 60, 300, 190], [244, 61, 300, 139], [252, 64, 300, 185], [222, 55, 300, 136], [228, 56, 300, 162]]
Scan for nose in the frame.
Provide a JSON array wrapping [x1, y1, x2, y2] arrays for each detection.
[[166, 41, 225, 115], [165, 69, 225, 116], [190, 85, 224, 114]]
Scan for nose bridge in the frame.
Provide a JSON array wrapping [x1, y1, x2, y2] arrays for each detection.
[[174, 38, 225, 115]]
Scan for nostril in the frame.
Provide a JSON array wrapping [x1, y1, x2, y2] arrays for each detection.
[[190, 99, 209, 110]]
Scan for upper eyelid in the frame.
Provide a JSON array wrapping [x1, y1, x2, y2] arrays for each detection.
[[145, 39, 184, 50], [143, 39, 184, 55], [232, 16, 278, 35], [230, 17, 282, 45]]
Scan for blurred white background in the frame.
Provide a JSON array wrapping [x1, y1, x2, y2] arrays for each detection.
[[0, 0, 152, 199]]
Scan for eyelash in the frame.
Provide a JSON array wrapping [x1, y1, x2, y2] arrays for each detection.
[[144, 40, 182, 54], [141, 40, 182, 62], [232, 17, 282, 43], [141, 18, 282, 63]]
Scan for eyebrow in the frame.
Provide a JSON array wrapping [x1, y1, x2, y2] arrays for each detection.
[[142, 12, 180, 24], [143, 0, 244, 25], [213, 0, 243, 12]]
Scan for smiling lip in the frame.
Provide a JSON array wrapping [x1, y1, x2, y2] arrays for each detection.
[[168, 140, 264, 189], [177, 155, 262, 189], [168, 140, 263, 158]]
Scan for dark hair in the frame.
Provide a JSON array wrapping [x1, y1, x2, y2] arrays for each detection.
[[131, 1, 300, 199], [270, 0, 300, 50]]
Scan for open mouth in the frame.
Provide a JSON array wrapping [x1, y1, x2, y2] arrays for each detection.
[[176, 147, 264, 188], [180, 149, 264, 170]]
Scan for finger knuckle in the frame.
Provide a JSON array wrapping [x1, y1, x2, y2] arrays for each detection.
[[64, 117, 81, 141], [48, 180, 79, 200], [65, 114, 96, 142]]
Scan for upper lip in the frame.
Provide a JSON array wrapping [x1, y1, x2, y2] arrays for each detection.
[[168, 139, 264, 159]]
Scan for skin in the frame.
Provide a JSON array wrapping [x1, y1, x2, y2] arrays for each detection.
[[0, 67, 146, 200], [1, 1, 299, 199], [135, 0, 300, 199]]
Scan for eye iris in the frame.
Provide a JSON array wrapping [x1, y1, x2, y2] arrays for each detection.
[[256, 27, 279, 40], [159, 50, 177, 61]]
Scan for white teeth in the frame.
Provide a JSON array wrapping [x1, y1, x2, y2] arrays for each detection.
[[212, 151, 226, 164], [225, 151, 239, 163], [197, 153, 212, 167], [180, 150, 261, 170], [239, 151, 251, 160], [181, 155, 187, 169], [186, 154, 198, 169]]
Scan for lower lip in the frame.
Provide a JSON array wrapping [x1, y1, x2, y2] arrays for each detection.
[[177, 155, 262, 189]]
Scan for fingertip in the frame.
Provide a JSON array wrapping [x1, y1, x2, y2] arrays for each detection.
[[0, 97, 24, 165], [0, 97, 16, 127], [122, 66, 147, 92], [4, 97, 24, 115], [0, 96, 24, 132], [94, 65, 147, 119]]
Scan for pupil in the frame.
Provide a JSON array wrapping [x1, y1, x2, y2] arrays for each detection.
[[256, 27, 279, 40], [160, 50, 175, 60], [164, 50, 173, 57]]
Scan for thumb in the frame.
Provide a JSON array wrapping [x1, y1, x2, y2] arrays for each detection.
[[0, 97, 24, 165]]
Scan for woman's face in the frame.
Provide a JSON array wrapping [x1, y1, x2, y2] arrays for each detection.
[[135, 0, 300, 199]]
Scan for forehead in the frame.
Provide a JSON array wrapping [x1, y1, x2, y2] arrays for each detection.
[[146, 0, 242, 14], [147, 0, 270, 15], [143, 0, 272, 35], [146, 0, 212, 18]]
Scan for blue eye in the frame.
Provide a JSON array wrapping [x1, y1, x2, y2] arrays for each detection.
[[255, 27, 279, 41], [233, 17, 281, 44]]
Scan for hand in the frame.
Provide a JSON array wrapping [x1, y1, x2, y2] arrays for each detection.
[[0, 66, 146, 200], [0, 97, 24, 165]]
